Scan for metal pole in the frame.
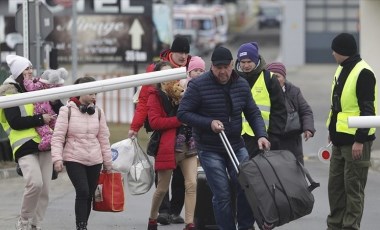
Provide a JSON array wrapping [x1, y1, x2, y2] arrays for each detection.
[[71, 0, 78, 81], [22, 0, 29, 59], [35, 0, 41, 76], [348, 116, 380, 128], [0, 67, 186, 108]]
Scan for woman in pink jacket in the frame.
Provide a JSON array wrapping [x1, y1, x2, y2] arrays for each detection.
[[51, 76, 112, 230]]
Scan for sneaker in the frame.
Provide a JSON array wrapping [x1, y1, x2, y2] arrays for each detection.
[[147, 218, 157, 230], [171, 214, 185, 224], [76, 221, 87, 230], [15, 218, 29, 230], [31, 225, 42, 230], [157, 213, 171, 225], [183, 223, 196, 230]]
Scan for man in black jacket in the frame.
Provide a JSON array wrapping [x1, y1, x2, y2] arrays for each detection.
[[178, 46, 270, 230], [326, 33, 377, 230]]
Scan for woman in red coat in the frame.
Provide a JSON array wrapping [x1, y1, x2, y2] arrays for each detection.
[[146, 61, 197, 230]]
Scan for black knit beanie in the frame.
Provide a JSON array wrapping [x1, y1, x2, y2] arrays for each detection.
[[331, 33, 357, 56], [171, 35, 190, 53]]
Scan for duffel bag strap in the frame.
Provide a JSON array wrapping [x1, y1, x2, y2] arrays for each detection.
[[296, 161, 320, 192]]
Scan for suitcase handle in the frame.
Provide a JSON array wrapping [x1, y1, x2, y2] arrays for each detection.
[[219, 130, 240, 173]]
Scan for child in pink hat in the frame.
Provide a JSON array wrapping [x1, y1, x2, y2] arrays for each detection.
[[180, 56, 206, 91], [176, 56, 206, 161], [187, 56, 206, 80]]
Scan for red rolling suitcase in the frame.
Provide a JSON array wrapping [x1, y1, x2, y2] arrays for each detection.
[[219, 131, 319, 230]]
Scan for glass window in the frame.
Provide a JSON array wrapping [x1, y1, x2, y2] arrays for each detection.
[[327, 8, 344, 19], [306, 8, 325, 19], [347, 0, 359, 6], [346, 21, 359, 32], [327, 0, 345, 6], [174, 19, 186, 29], [327, 22, 344, 32], [193, 19, 213, 30], [347, 8, 359, 19], [306, 0, 325, 6], [306, 21, 325, 32]]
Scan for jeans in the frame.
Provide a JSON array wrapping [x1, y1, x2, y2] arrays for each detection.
[[198, 147, 254, 230]]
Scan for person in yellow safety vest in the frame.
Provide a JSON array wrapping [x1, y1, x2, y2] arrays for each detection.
[[234, 42, 287, 158], [326, 33, 377, 230], [0, 55, 63, 230]]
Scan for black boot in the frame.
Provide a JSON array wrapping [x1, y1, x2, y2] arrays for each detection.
[[76, 221, 88, 230]]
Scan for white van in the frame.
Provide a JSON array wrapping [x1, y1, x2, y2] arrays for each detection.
[[173, 4, 228, 54]]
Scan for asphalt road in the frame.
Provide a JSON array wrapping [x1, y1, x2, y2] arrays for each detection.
[[1, 158, 380, 229]]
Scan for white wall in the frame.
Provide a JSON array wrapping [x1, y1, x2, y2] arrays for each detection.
[[361, 0, 380, 114], [279, 0, 305, 68], [360, 0, 380, 77]]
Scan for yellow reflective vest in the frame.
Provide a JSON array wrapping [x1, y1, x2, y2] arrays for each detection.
[[242, 71, 271, 136], [326, 60, 377, 135], [0, 103, 41, 157]]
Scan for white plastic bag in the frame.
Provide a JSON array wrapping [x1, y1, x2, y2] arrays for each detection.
[[127, 138, 155, 195], [133, 86, 142, 104], [111, 138, 134, 174]]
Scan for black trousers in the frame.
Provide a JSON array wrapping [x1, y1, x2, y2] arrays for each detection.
[[243, 134, 261, 159], [156, 165, 185, 215], [268, 133, 304, 164], [65, 161, 102, 223]]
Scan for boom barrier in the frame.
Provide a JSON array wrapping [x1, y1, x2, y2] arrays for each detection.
[[0, 67, 186, 109]]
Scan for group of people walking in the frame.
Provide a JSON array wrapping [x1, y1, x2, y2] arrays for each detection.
[[0, 56, 113, 230], [0, 31, 375, 230], [130, 32, 375, 230], [131, 35, 314, 230]]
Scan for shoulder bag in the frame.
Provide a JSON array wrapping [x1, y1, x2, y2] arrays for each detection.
[[147, 131, 161, 157], [284, 95, 301, 135]]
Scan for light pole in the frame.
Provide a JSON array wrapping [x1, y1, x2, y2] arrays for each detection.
[[71, 0, 78, 82]]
